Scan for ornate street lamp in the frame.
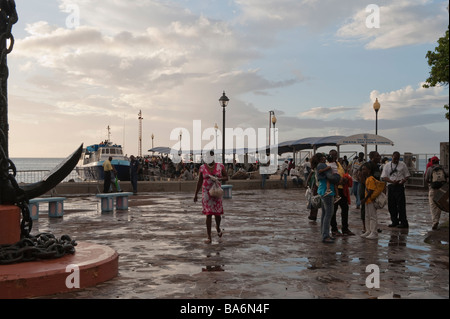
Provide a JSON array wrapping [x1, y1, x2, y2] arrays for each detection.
[[219, 91, 229, 166], [373, 98, 381, 151]]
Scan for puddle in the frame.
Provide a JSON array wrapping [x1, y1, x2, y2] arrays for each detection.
[[406, 263, 430, 273], [406, 243, 431, 252]]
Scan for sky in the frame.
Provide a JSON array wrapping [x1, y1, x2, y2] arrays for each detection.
[[5, 0, 449, 159]]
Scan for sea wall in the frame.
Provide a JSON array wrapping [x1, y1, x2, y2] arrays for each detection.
[[50, 179, 296, 195]]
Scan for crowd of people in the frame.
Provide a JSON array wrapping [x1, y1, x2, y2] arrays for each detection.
[[302, 150, 448, 244]]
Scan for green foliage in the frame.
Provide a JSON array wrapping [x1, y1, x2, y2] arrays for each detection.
[[423, 26, 449, 120]]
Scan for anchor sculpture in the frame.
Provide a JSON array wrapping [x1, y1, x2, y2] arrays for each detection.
[[0, 0, 81, 263]]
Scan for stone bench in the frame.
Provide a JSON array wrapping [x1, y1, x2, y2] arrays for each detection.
[[96, 192, 133, 213], [28, 197, 66, 220]]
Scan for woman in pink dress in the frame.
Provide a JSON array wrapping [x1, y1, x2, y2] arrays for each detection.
[[194, 152, 228, 244]]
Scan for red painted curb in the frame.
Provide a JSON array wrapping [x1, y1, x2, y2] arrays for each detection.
[[0, 242, 118, 299]]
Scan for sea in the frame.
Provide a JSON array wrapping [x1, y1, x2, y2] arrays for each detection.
[[11, 158, 65, 171], [10, 158, 80, 184]]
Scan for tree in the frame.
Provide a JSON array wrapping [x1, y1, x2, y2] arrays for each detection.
[[423, 25, 449, 120]]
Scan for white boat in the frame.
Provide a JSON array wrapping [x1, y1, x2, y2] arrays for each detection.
[[76, 127, 130, 181]]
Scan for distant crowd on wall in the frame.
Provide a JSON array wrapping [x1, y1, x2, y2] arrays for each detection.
[[126, 152, 418, 184], [124, 154, 265, 181]]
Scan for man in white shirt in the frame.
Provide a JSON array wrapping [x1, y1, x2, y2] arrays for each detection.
[[290, 166, 302, 187], [381, 151, 410, 228]]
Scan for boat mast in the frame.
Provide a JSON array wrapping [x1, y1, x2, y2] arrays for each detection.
[[107, 125, 111, 144]]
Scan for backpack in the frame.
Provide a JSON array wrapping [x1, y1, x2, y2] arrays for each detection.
[[430, 166, 447, 189]]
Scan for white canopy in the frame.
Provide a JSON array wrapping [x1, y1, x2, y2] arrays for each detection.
[[337, 133, 394, 160], [337, 133, 394, 146]]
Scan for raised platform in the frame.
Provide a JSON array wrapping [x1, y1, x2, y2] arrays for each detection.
[[0, 241, 118, 299]]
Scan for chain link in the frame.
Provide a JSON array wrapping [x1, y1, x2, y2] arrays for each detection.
[[0, 233, 77, 265]]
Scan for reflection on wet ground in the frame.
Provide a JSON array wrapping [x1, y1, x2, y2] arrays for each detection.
[[34, 188, 448, 299]]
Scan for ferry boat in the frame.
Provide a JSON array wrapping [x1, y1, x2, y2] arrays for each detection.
[[76, 127, 130, 181]]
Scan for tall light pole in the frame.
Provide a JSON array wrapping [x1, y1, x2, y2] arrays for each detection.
[[151, 133, 154, 155], [219, 91, 229, 166], [268, 111, 277, 147], [179, 130, 182, 158], [138, 110, 143, 157], [373, 98, 381, 152], [214, 123, 218, 151]]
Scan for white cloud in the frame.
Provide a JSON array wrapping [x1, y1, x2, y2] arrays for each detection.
[[298, 106, 357, 118], [336, 0, 449, 49], [235, 0, 362, 31], [362, 83, 448, 121]]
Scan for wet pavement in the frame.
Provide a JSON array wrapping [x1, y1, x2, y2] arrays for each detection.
[[32, 187, 448, 300]]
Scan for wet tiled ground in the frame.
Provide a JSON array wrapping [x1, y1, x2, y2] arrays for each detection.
[[33, 187, 448, 299]]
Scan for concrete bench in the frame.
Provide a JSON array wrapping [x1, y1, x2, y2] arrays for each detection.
[[96, 192, 133, 213], [221, 185, 233, 199], [28, 197, 66, 220]]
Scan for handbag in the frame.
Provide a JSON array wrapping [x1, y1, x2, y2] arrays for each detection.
[[209, 181, 223, 198], [305, 187, 312, 202], [310, 194, 322, 209], [374, 192, 387, 210]]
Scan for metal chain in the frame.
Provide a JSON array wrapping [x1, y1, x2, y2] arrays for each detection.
[[0, 0, 77, 265], [0, 233, 77, 265]]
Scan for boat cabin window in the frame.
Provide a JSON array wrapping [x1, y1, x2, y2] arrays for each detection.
[[110, 149, 116, 154]]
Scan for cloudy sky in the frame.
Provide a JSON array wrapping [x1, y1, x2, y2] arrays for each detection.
[[6, 0, 449, 158]]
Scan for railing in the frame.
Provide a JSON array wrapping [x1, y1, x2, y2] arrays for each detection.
[[406, 170, 425, 188], [15, 170, 81, 184]]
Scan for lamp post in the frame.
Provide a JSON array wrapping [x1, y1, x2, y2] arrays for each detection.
[[269, 111, 273, 147], [214, 123, 218, 151], [179, 130, 182, 158], [373, 98, 381, 151], [151, 133, 154, 155], [219, 91, 229, 166]]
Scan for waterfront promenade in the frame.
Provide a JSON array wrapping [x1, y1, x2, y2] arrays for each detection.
[[29, 183, 448, 300]]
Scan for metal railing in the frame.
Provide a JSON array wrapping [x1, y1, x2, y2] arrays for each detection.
[[15, 170, 81, 184]]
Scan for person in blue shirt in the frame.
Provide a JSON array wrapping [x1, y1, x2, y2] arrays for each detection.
[[315, 153, 340, 243]]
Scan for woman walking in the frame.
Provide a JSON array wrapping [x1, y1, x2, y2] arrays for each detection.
[[194, 151, 228, 244]]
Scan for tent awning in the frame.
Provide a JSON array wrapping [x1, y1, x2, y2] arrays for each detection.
[[147, 134, 394, 157], [337, 133, 394, 146]]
